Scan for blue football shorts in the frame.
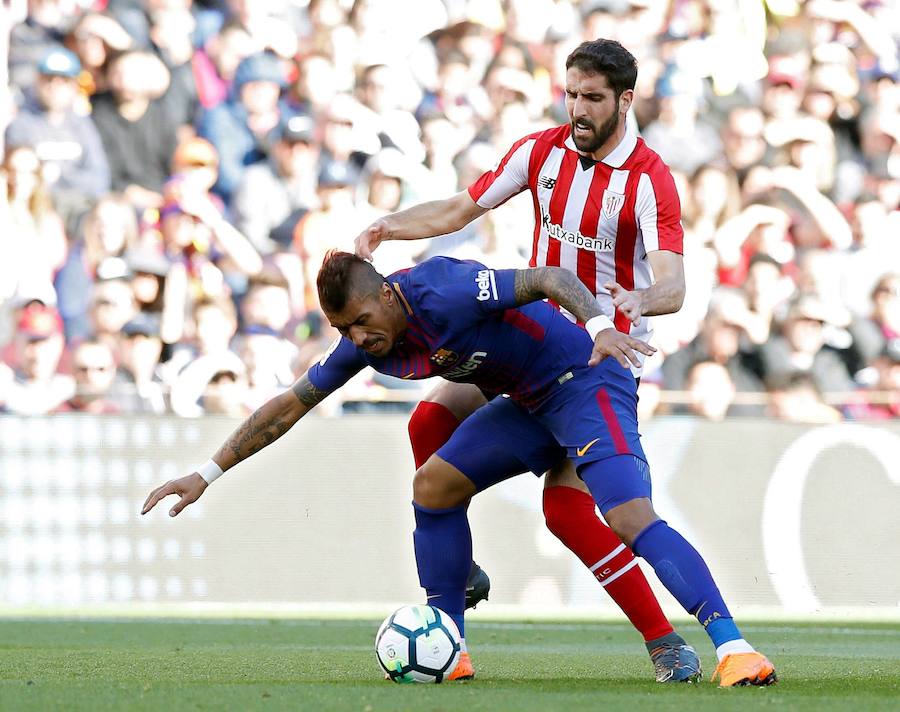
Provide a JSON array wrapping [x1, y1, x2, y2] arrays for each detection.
[[437, 360, 651, 509]]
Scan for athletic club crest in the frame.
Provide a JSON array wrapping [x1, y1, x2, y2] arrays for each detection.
[[430, 348, 459, 367], [602, 189, 625, 219]]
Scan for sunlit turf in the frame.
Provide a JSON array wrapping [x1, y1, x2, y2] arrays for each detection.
[[0, 618, 897, 711]]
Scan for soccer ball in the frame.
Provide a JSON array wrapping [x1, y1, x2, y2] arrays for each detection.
[[375, 604, 462, 683]]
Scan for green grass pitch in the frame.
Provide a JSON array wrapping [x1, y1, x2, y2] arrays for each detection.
[[1, 618, 897, 711]]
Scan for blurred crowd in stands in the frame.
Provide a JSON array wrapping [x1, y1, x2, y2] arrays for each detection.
[[0, 0, 897, 422]]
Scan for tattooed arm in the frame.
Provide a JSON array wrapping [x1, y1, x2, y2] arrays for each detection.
[[210, 373, 332, 471], [141, 372, 335, 517], [512, 266, 656, 370], [513, 267, 603, 324]]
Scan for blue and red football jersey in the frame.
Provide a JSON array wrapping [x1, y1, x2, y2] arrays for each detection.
[[308, 256, 594, 409]]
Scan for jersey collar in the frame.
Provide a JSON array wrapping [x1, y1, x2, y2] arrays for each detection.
[[564, 119, 637, 169]]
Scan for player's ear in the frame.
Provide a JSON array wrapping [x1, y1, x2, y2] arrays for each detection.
[[381, 281, 394, 304], [619, 89, 634, 115]]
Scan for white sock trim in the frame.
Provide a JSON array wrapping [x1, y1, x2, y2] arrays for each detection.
[[589, 544, 627, 572], [598, 558, 639, 587], [715, 638, 755, 662]]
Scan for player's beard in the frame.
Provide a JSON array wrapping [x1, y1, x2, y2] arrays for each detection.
[[570, 109, 620, 154]]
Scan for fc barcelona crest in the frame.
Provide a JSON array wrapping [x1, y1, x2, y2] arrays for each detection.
[[602, 189, 625, 220], [430, 348, 459, 367]]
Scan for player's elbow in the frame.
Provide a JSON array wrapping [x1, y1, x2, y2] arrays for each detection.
[[672, 280, 686, 312]]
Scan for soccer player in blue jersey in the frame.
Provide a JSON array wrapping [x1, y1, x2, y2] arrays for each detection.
[[142, 252, 776, 687]]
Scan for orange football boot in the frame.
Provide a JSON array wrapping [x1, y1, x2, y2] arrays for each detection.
[[448, 651, 475, 681], [711, 652, 777, 687]]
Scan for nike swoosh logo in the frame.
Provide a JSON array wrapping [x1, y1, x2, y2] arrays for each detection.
[[576, 438, 601, 457], [402, 372, 416, 379]]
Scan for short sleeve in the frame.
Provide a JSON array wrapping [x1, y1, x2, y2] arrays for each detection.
[[467, 136, 533, 209], [635, 168, 684, 254], [306, 337, 366, 393]]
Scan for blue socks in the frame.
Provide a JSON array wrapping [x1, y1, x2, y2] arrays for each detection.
[[412, 501, 470, 636], [631, 520, 742, 648]]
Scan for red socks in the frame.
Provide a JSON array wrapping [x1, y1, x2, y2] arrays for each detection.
[[408, 401, 461, 468], [543, 485, 673, 642]]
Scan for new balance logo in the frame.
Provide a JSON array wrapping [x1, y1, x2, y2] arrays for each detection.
[[538, 175, 557, 190]]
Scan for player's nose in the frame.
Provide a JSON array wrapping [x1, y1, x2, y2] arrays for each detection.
[[348, 327, 367, 348]]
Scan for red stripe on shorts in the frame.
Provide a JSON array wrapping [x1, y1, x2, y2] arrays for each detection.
[[596, 388, 629, 454]]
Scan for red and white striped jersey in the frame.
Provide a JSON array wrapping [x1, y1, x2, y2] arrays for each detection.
[[467, 123, 683, 374]]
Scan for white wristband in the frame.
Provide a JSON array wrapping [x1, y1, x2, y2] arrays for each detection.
[[585, 314, 615, 341], [197, 459, 224, 485]]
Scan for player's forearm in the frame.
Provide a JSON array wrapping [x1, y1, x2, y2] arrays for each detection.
[[515, 267, 602, 324], [210, 375, 329, 472], [634, 275, 685, 317], [382, 192, 484, 240]]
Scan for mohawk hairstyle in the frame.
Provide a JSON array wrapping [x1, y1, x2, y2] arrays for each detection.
[[317, 250, 385, 314]]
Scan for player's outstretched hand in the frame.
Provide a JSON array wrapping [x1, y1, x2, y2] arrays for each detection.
[[141, 473, 208, 518], [589, 328, 656, 369], [604, 281, 643, 326], [354, 218, 389, 261]]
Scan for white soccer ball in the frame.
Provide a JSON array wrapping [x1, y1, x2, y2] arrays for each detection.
[[375, 604, 462, 683]]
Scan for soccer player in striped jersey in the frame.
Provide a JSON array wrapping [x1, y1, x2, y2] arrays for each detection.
[[142, 252, 776, 687], [354, 39, 694, 681]]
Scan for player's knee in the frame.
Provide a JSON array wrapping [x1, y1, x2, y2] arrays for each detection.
[[413, 456, 476, 509], [603, 498, 657, 548], [412, 463, 463, 509]]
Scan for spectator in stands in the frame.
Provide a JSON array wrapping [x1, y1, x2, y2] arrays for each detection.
[[7, 0, 73, 94], [760, 294, 855, 395], [199, 361, 251, 417], [685, 360, 738, 421], [64, 12, 133, 98], [158, 180, 263, 298], [0, 303, 73, 415], [232, 114, 318, 255], [287, 52, 339, 118], [740, 254, 796, 345], [148, 1, 199, 135], [198, 52, 288, 205], [642, 64, 721, 174], [168, 136, 220, 202], [721, 105, 768, 180], [318, 93, 376, 175], [5, 46, 110, 216], [54, 193, 139, 341], [861, 341, 900, 420], [88, 276, 138, 350], [684, 163, 742, 246], [356, 63, 425, 162], [850, 273, 900, 367], [168, 297, 242, 416], [767, 372, 842, 424], [714, 201, 794, 287], [234, 325, 297, 411], [0, 144, 67, 309], [54, 338, 119, 413], [662, 297, 764, 395], [91, 49, 179, 210], [110, 312, 166, 414], [192, 19, 254, 111]]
